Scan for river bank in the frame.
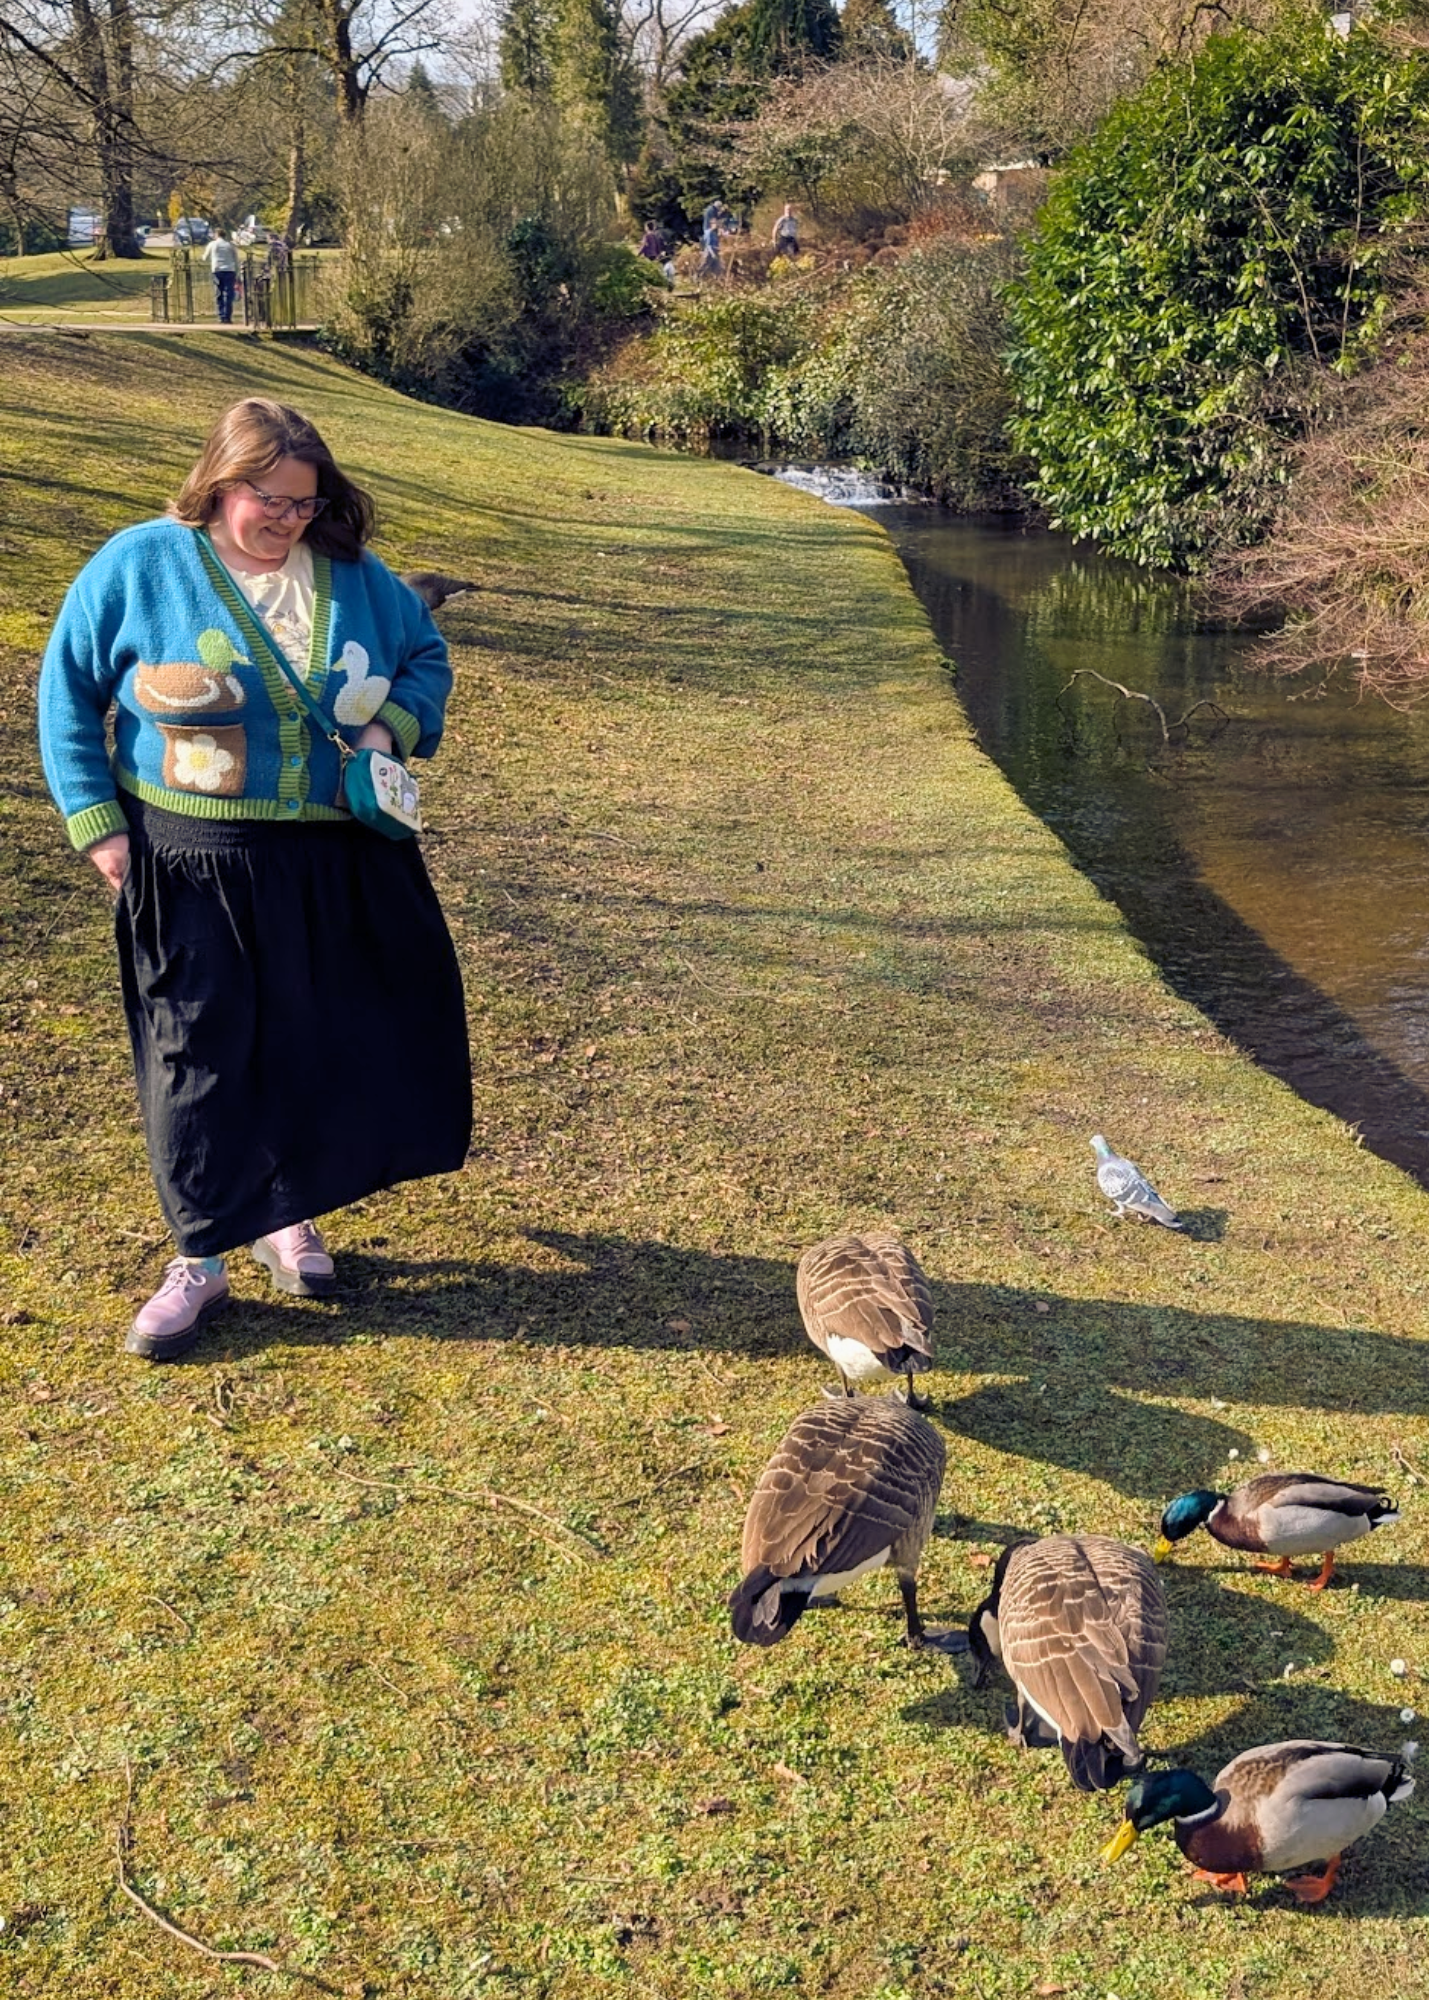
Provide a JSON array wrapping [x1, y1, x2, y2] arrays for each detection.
[[2, 332, 1426, 1996]]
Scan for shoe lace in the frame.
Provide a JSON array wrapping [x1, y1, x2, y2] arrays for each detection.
[[160, 1258, 216, 1294]]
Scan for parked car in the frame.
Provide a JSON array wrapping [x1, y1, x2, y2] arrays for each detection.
[[234, 216, 271, 248], [173, 217, 210, 246]]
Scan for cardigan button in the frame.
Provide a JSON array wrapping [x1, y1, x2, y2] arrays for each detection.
[[288, 710, 299, 722], [286, 799, 299, 811], [289, 754, 301, 767]]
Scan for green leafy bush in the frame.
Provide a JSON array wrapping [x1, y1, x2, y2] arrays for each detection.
[[579, 234, 1025, 508], [1007, 7, 1429, 568]]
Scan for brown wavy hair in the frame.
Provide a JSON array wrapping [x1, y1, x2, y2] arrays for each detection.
[[169, 398, 376, 560]]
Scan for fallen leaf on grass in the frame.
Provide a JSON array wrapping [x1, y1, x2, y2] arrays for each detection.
[[968, 1551, 994, 1568], [772, 1761, 806, 1786]]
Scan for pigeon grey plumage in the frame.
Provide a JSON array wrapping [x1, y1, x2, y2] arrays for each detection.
[[1090, 1134, 1185, 1229]]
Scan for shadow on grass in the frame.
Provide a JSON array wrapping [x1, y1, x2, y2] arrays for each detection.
[[208, 1241, 1429, 1488]]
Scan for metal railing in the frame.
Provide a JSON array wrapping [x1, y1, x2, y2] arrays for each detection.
[[150, 247, 327, 328]]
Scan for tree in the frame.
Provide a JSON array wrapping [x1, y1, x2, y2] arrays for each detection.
[[499, 0, 553, 93], [839, 0, 912, 62], [937, 0, 1282, 154], [661, 0, 841, 217], [0, 0, 153, 254]]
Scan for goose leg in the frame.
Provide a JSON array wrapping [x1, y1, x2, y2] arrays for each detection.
[[1303, 1551, 1336, 1593], [896, 1573, 967, 1654], [822, 1371, 856, 1402], [1251, 1556, 1293, 1578], [1285, 1854, 1340, 1904]]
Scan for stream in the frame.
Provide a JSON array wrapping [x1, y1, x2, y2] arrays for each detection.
[[792, 483, 1429, 1184]]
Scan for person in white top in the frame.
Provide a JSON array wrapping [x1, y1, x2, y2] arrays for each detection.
[[202, 228, 239, 323]]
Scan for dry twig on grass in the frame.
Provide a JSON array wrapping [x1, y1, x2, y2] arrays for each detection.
[[330, 1463, 602, 1560], [115, 1759, 287, 1977]]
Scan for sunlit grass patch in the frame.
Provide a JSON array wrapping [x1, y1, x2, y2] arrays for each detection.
[[0, 333, 1427, 1997]]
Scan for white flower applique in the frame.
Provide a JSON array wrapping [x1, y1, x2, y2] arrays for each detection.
[[331, 641, 392, 725], [172, 733, 237, 792]]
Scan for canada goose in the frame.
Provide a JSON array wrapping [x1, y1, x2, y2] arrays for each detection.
[[402, 571, 479, 612], [729, 1398, 961, 1651], [1155, 1472, 1398, 1592], [796, 1230, 934, 1407], [968, 1534, 1167, 1792], [1103, 1741, 1415, 1902]]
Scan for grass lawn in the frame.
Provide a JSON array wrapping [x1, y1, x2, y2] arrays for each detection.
[[1, 330, 1428, 1999], [0, 249, 172, 322]]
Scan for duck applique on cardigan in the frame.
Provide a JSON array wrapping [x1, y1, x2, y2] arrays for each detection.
[[40, 519, 452, 850]]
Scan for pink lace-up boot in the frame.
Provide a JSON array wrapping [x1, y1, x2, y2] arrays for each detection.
[[125, 1258, 231, 1360], [251, 1220, 337, 1297]]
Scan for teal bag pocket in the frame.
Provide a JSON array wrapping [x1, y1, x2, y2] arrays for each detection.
[[342, 747, 422, 840]]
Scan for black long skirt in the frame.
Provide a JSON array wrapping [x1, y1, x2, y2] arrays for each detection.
[[117, 797, 472, 1258]]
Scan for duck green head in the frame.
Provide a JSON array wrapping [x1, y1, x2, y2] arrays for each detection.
[[1154, 1489, 1223, 1562], [1101, 1769, 1219, 1863]]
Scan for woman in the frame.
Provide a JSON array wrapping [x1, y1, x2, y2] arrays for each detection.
[[39, 398, 472, 1360]]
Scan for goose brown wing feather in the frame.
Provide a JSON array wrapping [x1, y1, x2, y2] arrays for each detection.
[[739, 1400, 945, 1580], [796, 1232, 935, 1364], [999, 1536, 1167, 1745]]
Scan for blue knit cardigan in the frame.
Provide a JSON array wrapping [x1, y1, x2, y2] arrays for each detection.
[[39, 519, 452, 850]]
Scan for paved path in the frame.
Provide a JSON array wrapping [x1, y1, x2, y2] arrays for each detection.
[[0, 319, 318, 335]]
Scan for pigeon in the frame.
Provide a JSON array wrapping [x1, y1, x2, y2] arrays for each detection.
[[401, 571, 479, 611], [1090, 1134, 1185, 1229]]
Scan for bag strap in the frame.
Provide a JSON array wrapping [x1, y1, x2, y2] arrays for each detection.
[[196, 531, 353, 760]]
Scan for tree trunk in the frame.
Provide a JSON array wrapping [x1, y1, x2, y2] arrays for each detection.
[[70, 0, 141, 258], [282, 55, 307, 238], [314, 0, 365, 125]]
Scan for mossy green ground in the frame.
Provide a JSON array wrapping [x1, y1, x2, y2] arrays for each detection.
[[2, 332, 1428, 1999]]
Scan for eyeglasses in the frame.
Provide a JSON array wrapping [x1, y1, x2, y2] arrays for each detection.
[[242, 480, 329, 523]]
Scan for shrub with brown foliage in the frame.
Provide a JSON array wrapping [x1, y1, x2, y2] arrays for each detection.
[[1210, 315, 1429, 704]]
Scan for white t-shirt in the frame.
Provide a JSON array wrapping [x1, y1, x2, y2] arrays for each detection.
[[203, 238, 239, 273], [224, 542, 315, 674]]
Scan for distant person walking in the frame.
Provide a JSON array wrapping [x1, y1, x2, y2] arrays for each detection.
[[771, 204, 800, 257], [698, 217, 725, 281], [202, 227, 239, 323], [638, 222, 667, 262]]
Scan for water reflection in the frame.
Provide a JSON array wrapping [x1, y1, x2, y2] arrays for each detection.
[[876, 510, 1429, 1182]]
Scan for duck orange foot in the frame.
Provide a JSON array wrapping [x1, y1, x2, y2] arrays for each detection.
[[1251, 1557, 1293, 1578], [1190, 1867, 1249, 1894], [1302, 1553, 1336, 1594], [1285, 1855, 1341, 1905]]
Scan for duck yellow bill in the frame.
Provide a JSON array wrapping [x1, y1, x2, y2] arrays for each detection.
[[1152, 1536, 1174, 1564], [1101, 1820, 1140, 1865]]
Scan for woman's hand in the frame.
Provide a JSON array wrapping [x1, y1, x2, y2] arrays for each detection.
[[355, 722, 396, 756], [87, 831, 130, 895]]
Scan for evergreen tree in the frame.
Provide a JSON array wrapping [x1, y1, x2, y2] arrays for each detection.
[[500, 0, 556, 96], [550, 0, 643, 164], [840, 0, 913, 61]]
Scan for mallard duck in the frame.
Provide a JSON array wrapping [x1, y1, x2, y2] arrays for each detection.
[[1102, 1741, 1415, 1902], [1090, 1134, 1185, 1229], [796, 1230, 935, 1407], [729, 1398, 961, 1651], [968, 1534, 1167, 1792], [1155, 1473, 1398, 1592]]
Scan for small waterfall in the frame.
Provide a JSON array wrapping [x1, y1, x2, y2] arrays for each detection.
[[757, 463, 929, 508]]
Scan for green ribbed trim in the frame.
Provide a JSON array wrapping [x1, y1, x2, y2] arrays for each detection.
[[377, 701, 420, 759], [67, 799, 129, 852], [116, 768, 347, 823], [194, 534, 335, 812]]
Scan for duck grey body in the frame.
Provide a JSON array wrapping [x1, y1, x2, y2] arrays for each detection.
[[796, 1230, 935, 1406], [730, 1398, 958, 1650], [1091, 1134, 1185, 1229], [969, 1533, 1168, 1792]]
